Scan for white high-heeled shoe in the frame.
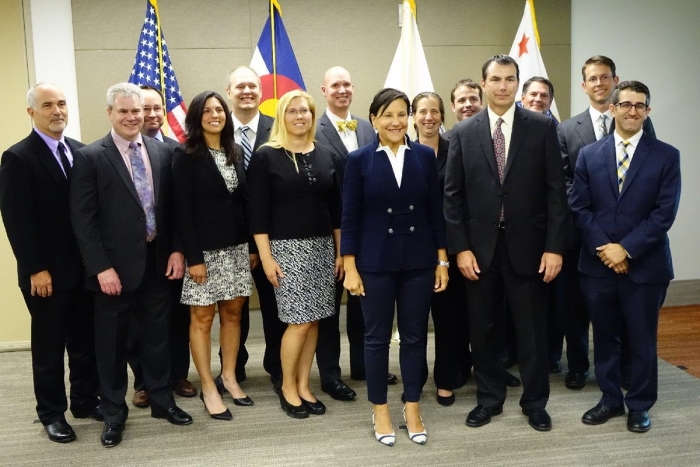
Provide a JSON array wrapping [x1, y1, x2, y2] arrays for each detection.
[[403, 406, 427, 445], [372, 411, 395, 446]]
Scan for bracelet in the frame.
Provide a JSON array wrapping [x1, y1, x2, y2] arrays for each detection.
[[437, 260, 450, 268]]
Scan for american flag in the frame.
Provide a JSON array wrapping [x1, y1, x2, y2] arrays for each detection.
[[128, 0, 187, 142]]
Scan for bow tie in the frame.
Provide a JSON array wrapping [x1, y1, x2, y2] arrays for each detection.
[[337, 119, 358, 132]]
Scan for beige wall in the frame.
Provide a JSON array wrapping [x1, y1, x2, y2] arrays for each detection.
[[0, 0, 33, 345], [73, 0, 571, 143]]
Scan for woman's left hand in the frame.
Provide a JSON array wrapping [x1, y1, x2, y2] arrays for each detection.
[[434, 265, 449, 292], [334, 256, 345, 282]]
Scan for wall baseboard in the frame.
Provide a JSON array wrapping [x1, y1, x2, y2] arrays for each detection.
[[664, 279, 700, 307], [0, 341, 30, 352]]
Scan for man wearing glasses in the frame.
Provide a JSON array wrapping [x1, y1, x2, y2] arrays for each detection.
[[555, 56, 655, 391], [570, 81, 680, 433]]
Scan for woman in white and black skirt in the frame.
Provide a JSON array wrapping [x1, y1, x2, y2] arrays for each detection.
[[248, 90, 343, 419], [173, 91, 253, 421]]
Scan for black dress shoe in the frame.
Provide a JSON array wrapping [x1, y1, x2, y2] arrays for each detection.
[[100, 422, 124, 448], [549, 361, 562, 373], [627, 410, 651, 433], [301, 398, 326, 415], [437, 391, 455, 406], [279, 393, 309, 419], [321, 379, 357, 401], [465, 404, 503, 427], [199, 392, 233, 421], [272, 379, 283, 396], [233, 396, 254, 407], [151, 405, 193, 425], [387, 373, 398, 385], [564, 372, 588, 389], [504, 371, 521, 387], [523, 407, 552, 431], [72, 404, 104, 422], [44, 420, 76, 443], [582, 404, 625, 425]]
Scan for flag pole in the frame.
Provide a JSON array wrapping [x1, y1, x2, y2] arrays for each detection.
[[151, 0, 168, 135], [528, 0, 541, 47], [270, 0, 279, 101]]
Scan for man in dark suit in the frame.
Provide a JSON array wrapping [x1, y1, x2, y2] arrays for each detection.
[[557, 55, 655, 390], [444, 55, 568, 431], [222, 65, 286, 394], [127, 85, 196, 409], [0, 83, 101, 443], [71, 82, 192, 447], [314, 66, 396, 401], [571, 81, 680, 433]]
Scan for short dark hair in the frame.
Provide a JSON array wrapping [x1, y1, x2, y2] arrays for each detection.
[[450, 79, 482, 104], [481, 54, 519, 82], [522, 76, 554, 98], [184, 91, 240, 165], [138, 84, 165, 105], [368, 88, 411, 121], [581, 55, 616, 81], [611, 80, 650, 107]]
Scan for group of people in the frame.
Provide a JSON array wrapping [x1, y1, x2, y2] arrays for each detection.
[[0, 52, 680, 449]]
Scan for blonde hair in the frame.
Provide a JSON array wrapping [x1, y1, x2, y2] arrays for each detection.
[[264, 90, 317, 150]]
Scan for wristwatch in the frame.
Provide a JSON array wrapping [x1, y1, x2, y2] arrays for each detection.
[[437, 260, 450, 268]]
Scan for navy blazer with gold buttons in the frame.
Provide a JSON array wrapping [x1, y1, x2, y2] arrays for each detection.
[[340, 136, 446, 272]]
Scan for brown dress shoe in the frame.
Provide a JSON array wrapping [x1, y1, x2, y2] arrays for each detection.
[[172, 379, 197, 397], [132, 390, 150, 408]]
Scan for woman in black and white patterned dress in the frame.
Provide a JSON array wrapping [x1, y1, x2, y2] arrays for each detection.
[[173, 91, 253, 421], [248, 90, 343, 419]]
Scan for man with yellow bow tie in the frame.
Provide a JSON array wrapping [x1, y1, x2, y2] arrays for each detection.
[[315, 66, 396, 401]]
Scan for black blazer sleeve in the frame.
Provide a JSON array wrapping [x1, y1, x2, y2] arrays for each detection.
[[172, 147, 204, 265]]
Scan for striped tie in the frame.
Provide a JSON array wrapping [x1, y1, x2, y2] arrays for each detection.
[[600, 114, 608, 138], [617, 140, 630, 193], [240, 126, 252, 169]]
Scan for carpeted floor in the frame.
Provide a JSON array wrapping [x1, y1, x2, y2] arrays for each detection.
[[1, 309, 699, 466]]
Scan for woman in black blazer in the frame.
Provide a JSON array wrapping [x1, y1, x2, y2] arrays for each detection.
[[173, 91, 253, 421], [342, 88, 448, 446], [412, 92, 472, 407]]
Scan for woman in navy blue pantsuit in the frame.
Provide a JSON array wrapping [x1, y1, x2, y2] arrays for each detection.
[[341, 88, 448, 446]]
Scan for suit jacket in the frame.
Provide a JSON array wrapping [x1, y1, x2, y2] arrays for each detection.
[[558, 108, 656, 196], [0, 131, 85, 291], [315, 113, 374, 187], [444, 106, 568, 275], [70, 133, 178, 292], [570, 133, 680, 284], [234, 112, 274, 155], [340, 136, 446, 272], [172, 146, 249, 265]]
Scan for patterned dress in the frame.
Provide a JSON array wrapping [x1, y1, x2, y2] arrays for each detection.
[[180, 148, 252, 305]]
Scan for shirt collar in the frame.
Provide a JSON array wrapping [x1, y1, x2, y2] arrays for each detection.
[[231, 111, 260, 133], [33, 127, 67, 153], [589, 106, 612, 122], [325, 109, 354, 127], [613, 128, 643, 148], [487, 102, 516, 129], [111, 129, 144, 154]]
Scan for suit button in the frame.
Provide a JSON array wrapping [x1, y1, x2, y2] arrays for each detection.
[[388, 228, 393, 234], [409, 205, 414, 210], [387, 208, 393, 213], [409, 226, 415, 232]]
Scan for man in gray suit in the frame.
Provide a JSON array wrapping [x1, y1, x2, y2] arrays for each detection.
[[557, 56, 654, 391], [71, 82, 192, 447], [315, 66, 396, 400]]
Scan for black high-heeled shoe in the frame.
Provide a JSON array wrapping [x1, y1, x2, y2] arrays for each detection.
[[200, 392, 232, 421], [278, 392, 309, 419], [233, 396, 254, 407], [300, 397, 326, 415]]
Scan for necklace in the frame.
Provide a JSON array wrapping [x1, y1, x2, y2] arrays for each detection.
[[284, 148, 300, 173]]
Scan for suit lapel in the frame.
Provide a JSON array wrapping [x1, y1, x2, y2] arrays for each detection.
[[201, 151, 232, 196], [504, 108, 527, 179], [29, 132, 69, 187], [619, 136, 649, 199], [142, 137, 162, 206], [604, 137, 620, 198], [319, 115, 348, 156], [575, 110, 597, 146], [103, 135, 142, 206], [475, 113, 500, 181], [355, 118, 375, 147]]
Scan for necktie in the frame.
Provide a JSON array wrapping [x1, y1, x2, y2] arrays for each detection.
[[337, 119, 358, 132], [600, 114, 609, 139], [617, 140, 631, 193], [57, 142, 71, 179], [128, 142, 156, 237], [240, 126, 252, 169], [493, 118, 506, 221]]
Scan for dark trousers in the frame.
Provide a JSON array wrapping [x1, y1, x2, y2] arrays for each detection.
[[128, 277, 190, 391], [581, 274, 667, 411], [361, 267, 433, 404], [316, 282, 365, 384], [94, 247, 174, 424], [430, 258, 471, 390], [467, 231, 549, 410], [22, 286, 99, 425], [547, 246, 590, 373]]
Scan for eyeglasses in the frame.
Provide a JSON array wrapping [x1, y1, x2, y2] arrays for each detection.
[[615, 102, 648, 112], [285, 108, 310, 117]]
